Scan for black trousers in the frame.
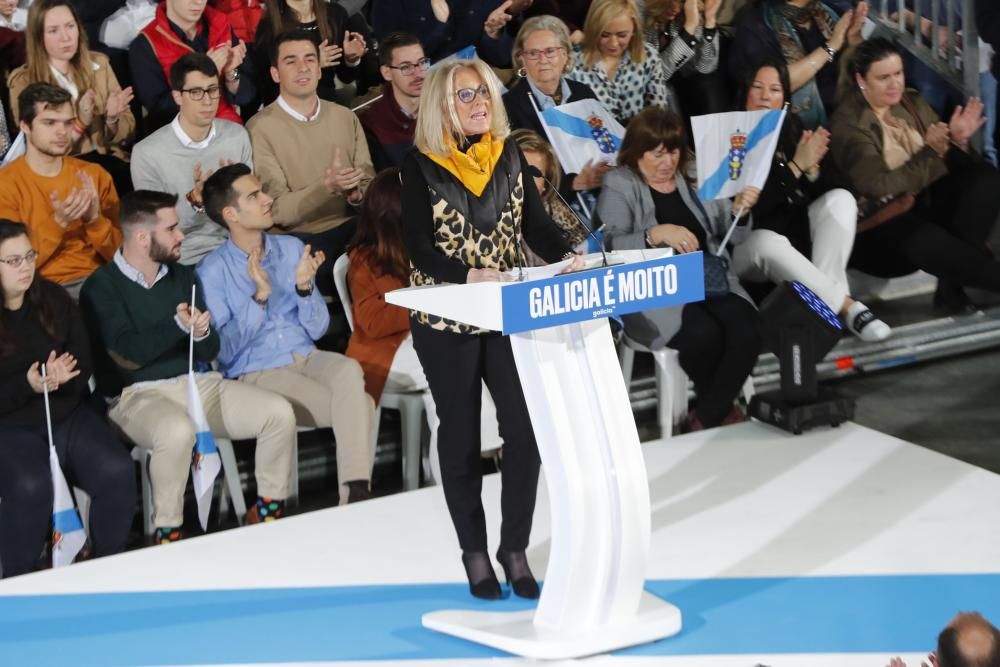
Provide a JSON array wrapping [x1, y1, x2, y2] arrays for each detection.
[[0, 404, 135, 577], [410, 323, 541, 553], [850, 164, 1000, 290], [668, 294, 762, 428]]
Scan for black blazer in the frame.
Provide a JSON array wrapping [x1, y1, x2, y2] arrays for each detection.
[[502, 76, 599, 204]]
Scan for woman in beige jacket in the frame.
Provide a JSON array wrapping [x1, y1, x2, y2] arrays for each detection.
[[7, 0, 135, 193]]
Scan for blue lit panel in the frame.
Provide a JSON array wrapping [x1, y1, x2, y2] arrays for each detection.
[[791, 281, 843, 331]]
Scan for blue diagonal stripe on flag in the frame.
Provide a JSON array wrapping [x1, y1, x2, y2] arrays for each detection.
[[697, 109, 784, 201], [53, 508, 84, 534], [541, 106, 622, 150]]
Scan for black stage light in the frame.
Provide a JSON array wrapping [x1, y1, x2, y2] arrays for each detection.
[[749, 281, 855, 434]]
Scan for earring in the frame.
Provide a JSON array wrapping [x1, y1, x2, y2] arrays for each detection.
[[859, 85, 865, 91], [517, 67, 527, 78]]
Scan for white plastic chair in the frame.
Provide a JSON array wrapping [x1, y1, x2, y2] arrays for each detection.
[[333, 253, 428, 491]]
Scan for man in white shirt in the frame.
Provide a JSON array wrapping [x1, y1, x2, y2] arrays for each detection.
[[131, 52, 252, 265], [99, 0, 157, 51], [0, 0, 27, 31]]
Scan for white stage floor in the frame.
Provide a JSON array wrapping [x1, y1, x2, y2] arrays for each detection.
[[2, 421, 999, 666]]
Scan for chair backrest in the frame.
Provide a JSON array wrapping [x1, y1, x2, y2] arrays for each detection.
[[332, 253, 354, 331]]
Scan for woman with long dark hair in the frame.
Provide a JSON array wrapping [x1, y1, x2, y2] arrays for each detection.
[[0, 219, 134, 577], [6, 0, 135, 193], [402, 57, 579, 599], [252, 0, 377, 106]]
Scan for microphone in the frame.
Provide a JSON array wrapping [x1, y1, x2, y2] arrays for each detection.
[[528, 164, 613, 269]]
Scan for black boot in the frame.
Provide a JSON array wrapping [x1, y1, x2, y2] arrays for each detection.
[[496, 549, 540, 599], [933, 280, 976, 315], [461, 551, 502, 600]]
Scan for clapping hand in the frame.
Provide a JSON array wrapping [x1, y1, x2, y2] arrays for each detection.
[[484, 0, 513, 39], [949, 97, 986, 149], [683, 0, 700, 34], [343, 31, 367, 64], [225, 39, 247, 76], [176, 302, 212, 337], [829, 10, 852, 52], [247, 246, 272, 302], [26, 351, 80, 394], [105, 86, 134, 122], [76, 89, 96, 128], [848, 1, 868, 47], [703, 0, 721, 28], [50, 172, 99, 228], [207, 43, 231, 77], [924, 121, 950, 157], [324, 147, 365, 203], [793, 127, 831, 174], [318, 39, 343, 68], [190, 159, 234, 208], [294, 244, 326, 291]]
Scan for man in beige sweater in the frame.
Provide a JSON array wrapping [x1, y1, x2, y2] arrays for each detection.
[[247, 29, 375, 294]]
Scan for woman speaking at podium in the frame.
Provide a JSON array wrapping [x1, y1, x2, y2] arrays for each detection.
[[400, 57, 580, 600]]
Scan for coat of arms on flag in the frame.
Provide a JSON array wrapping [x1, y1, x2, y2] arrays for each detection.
[[535, 98, 626, 175]]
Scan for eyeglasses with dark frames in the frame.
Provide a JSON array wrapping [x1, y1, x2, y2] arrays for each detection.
[[455, 84, 491, 104], [0, 250, 39, 269], [522, 46, 565, 61], [386, 58, 431, 76], [180, 85, 222, 101]]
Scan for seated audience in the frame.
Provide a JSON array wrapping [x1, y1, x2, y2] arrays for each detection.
[[248, 30, 374, 293], [569, 0, 672, 126], [80, 189, 297, 543], [344, 168, 502, 485], [371, 0, 515, 68], [198, 164, 375, 504], [253, 0, 376, 108], [0, 219, 134, 577], [99, 0, 157, 51], [889, 611, 1000, 667], [598, 107, 761, 430], [732, 59, 890, 341], [729, 0, 866, 129], [0, 0, 26, 31], [130, 53, 253, 266], [129, 0, 255, 133], [510, 128, 589, 261], [641, 0, 726, 115], [829, 38, 1000, 313], [359, 31, 425, 172], [503, 15, 610, 203], [8, 0, 135, 194], [0, 83, 120, 299]]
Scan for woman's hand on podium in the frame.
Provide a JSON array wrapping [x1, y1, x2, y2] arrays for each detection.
[[467, 268, 511, 283], [558, 254, 586, 274]]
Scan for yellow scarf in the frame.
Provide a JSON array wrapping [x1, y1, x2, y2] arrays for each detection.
[[426, 133, 505, 197]]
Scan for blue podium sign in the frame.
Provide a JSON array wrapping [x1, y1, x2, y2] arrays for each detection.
[[501, 252, 705, 335]]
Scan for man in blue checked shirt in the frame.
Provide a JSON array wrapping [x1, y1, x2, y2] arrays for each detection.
[[197, 164, 376, 505]]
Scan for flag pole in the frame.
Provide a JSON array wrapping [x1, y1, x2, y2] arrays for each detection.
[[189, 284, 196, 374], [715, 207, 745, 256], [41, 363, 54, 450]]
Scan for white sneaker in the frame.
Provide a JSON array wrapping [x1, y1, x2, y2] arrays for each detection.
[[845, 301, 892, 342]]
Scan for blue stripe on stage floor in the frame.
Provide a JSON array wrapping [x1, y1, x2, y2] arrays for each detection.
[[2, 574, 999, 665]]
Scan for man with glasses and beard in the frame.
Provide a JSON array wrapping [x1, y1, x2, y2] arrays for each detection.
[[359, 32, 427, 171], [0, 83, 120, 301], [131, 53, 253, 266], [79, 189, 297, 544]]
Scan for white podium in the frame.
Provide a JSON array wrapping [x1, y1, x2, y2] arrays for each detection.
[[386, 249, 706, 660]]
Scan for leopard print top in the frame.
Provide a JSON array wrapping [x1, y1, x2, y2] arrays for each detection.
[[410, 144, 527, 335]]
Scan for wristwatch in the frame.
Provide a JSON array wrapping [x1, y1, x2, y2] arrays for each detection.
[[252, 293, 269, 307], [226, 68, 240, 82]]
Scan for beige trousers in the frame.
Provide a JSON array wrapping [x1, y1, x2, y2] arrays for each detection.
[[109, 372, 297, 528], [239, 350, 375, 504]]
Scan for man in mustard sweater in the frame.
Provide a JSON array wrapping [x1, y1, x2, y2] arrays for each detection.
[[0, 83, 120, 299], [247, 29, 375, 294]]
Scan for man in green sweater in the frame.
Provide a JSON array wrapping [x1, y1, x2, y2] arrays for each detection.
[[80, 190, 297, 543]]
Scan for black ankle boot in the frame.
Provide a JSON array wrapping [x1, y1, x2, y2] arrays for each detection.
[[496, 549, 540, 599], [934, 280, 976, 315], [461, 551, 502, 600]]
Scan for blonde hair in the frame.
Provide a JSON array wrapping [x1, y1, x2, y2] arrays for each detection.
[[512, 15, 575, 74], [413, 58, 510, 157], [581, 0, 644, 68], [510, 128, 560, 203], [24, 0, 96, 95]]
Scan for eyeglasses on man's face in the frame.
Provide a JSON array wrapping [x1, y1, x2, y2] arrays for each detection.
[[387, 57, 431, 76], [522, 46, 565, 61], [0, 250, 38, 269], [181, 85, 222, 101], [455, 84, 491, 104]]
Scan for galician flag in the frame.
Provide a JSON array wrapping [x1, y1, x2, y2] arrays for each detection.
[[536, 98, 625, 175], [187, 285, 221, 531], [41, 365, 85, 567], [692, 108, 786, 201]]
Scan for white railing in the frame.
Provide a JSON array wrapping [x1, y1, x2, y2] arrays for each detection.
[[869, 0, 980, 97]]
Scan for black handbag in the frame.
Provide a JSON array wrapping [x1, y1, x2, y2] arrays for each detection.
[[702, 253, 731, 298]]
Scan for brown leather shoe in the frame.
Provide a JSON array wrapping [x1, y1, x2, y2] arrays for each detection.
[[721, 404, 747, 426]]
